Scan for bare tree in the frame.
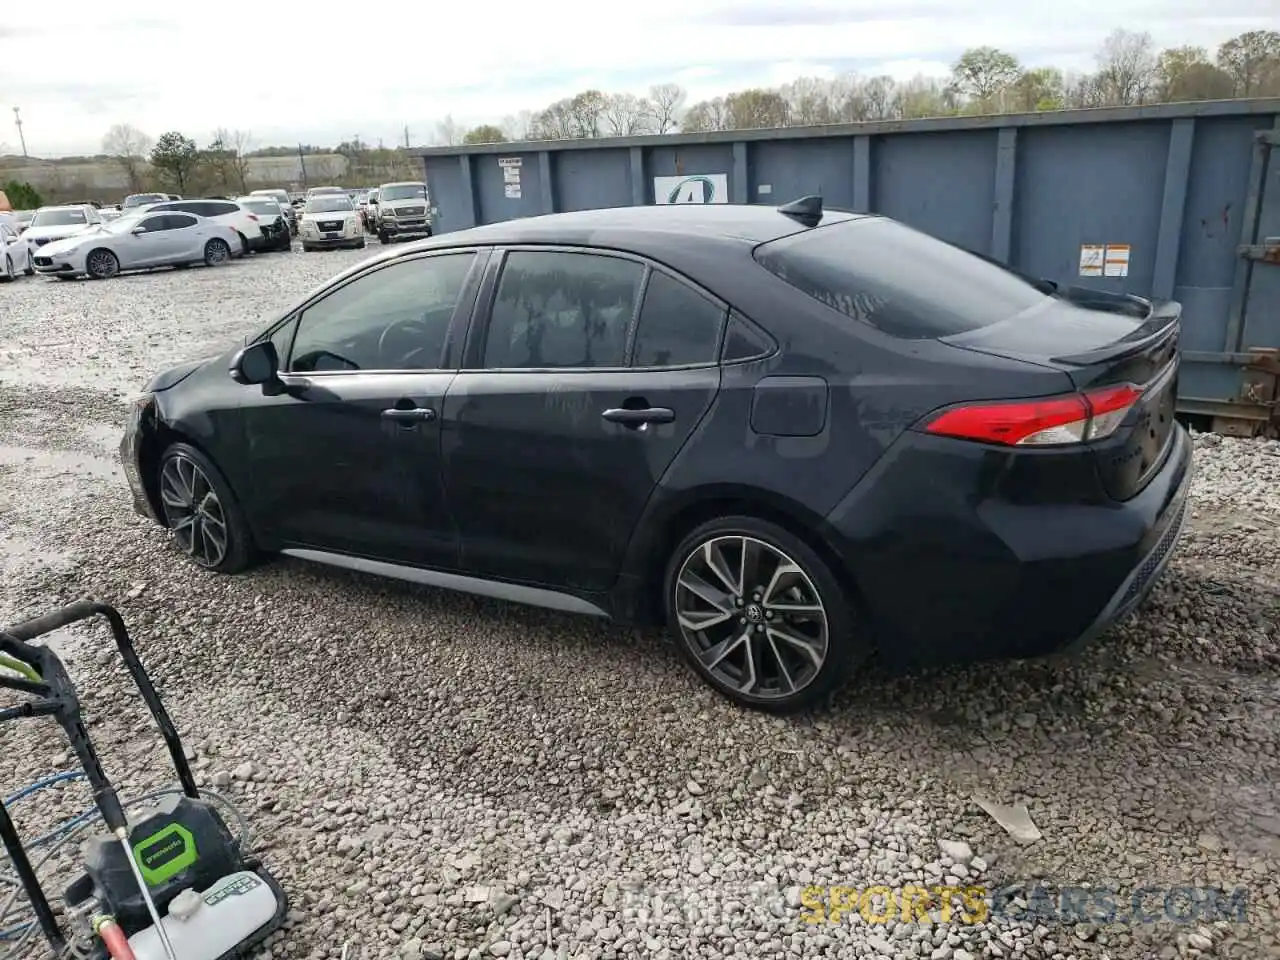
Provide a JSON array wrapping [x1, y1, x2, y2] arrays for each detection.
[[101, 123, 153, 191], [211, 127, 253, 192], [1216, 30, 1280, 97], [602, 93, 651, 136], [501, 110, 538, 141], [1095, 28, 1158, 105], [681, 97, 731, 133], [647, 83, 686, 133], [435, 115, 461, 146]]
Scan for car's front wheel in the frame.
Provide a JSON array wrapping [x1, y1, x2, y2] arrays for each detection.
[[85, 249, 120, 280], [1, 255, 13, 282], [663, 516, 862, 713], [156, 442, 255, 574]]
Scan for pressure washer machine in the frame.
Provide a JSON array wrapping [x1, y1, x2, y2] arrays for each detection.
[[1, 599, 288, 960]]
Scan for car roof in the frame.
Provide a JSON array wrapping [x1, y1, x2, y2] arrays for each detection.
[[420, 204, 868, 255], [38, 204, 91, 211]]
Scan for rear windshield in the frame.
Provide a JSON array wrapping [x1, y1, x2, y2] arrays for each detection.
[[240, 199, 281, 216], [752, 217, 1051, 339], [123, 194, 165, 208]]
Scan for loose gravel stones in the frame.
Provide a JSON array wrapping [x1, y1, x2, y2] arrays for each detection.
[[1, 254, 1278, 959]]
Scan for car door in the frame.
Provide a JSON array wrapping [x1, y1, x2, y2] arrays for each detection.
[[154, 213, 203, 263], [440, 247, 726, 593], [122, 213, 181, 267], [240, 248, 489, 566]]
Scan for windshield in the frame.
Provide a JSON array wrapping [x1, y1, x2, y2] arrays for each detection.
[[240, 199, 282, 216], [32, 208, 88, 227], [123, 194, 165, 208], [379, 184, 426, 202], [306, 196, 354, 213], [752, 217, 1051, 340]]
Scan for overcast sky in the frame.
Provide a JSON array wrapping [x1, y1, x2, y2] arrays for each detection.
[[1, 0, 1274, 157]]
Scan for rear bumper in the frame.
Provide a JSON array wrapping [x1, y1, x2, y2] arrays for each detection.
[[824, 423, 1193, 667]]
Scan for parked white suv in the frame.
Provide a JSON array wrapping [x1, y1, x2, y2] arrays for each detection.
[[23, 204, 101, 253], [140, 198, 265, 254], [373, 181, 432, 244]]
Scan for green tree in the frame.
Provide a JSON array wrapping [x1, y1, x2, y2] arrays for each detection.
[[1009, 67, 1065, 111], [2, 181, 42, 208], [463, 124, 508, 144], [149, 131, 200, 193], [951, 47, 1022, 101], [1216, 30, 1280, 96], [1157, 47, 1234, 101]]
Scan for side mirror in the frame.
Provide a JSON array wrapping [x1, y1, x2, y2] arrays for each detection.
[[131, 227, 146, 235], [229, 339, 280, 386]]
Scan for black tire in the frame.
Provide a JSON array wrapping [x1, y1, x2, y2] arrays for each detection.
[[85, 249, 120, 280], [662, 515, 863, 714], [0, 255, 13, 282], [301, 244, 314, 252], [378, 230, 390, 244], [237, 232, 251, 256], [156, 442, 256, 574], [276, 236, 293, 252], [23, 262, 34, 276], [204, 238, 231, 267]]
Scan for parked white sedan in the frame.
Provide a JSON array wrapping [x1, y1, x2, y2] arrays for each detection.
[[32, 210, 241, 279], [1, 222, 34, 280]]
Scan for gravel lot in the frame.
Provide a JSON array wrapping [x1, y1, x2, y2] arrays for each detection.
[[1, 249, 1278, 960]]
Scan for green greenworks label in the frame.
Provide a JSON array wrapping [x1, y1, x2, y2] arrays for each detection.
[[133, 824, 197, 886]]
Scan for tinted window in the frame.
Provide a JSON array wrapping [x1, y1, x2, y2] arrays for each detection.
[[203, 201, 239, 217], [752, 218, 1051, 339], [632, 271, 724, 367], [133, 216, 167, 233], [484, 251, 644, 369], [288, 254, 476, 373], [163, 214, 198, 230], [721, 314, 775, 362]]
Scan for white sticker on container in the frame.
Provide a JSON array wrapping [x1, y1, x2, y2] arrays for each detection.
[[1078, 244, 1105, 277], [1104, 244, 1130, 278]]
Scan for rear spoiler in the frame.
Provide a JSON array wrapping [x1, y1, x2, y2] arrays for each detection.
[[1050, 297, 1181, 366]]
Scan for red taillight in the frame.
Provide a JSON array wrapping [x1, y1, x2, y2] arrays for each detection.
[[923, 383, 1143, 446]]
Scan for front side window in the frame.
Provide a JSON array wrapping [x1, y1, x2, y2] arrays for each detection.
[[163, 214, 198, 231], [483, 251, 644, 369], [132, 215, 168, 233], [288, 253, 476, 373], [632, 271, 725, 367]]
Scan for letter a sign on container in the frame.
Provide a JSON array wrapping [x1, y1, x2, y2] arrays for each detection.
[[653, 174, 729, 204]]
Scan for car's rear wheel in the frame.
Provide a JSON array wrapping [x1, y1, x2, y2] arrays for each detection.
[[663, 516, 861, 713], [203, 238, 231, 266], [1, 255, 13, 282], [85, 249, 119, 279], [157, 442, 255, 574]]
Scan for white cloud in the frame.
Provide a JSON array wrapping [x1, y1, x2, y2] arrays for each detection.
[[0, 0, 1273, 156]]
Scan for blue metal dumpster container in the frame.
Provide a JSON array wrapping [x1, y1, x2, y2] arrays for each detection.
[[416, 99, 1280, 435]]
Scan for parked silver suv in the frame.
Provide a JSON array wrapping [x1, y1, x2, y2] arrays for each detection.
[[373, 181, 432, 244]]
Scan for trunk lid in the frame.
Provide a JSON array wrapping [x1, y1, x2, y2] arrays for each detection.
[[942, 288, 1182, 501]]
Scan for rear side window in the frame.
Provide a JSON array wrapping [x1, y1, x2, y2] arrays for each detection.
[[484, 251, 644, 369], [753, 218, 1050, 339], [631, 271, 725, 367]]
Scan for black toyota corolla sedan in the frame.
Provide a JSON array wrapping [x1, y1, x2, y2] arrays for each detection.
[[121, 198, 1191, 712]]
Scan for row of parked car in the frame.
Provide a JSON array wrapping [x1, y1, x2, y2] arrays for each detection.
[[0, 180, 433, 281]]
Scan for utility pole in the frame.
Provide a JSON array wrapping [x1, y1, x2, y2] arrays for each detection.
[[12, 107, 28, 157], [297, 143, 308, 191], [403, 125, 410, 149]]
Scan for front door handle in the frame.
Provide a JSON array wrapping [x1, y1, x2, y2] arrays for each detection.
[[381, 407, 436, 422], [602, 406, 675, 425]]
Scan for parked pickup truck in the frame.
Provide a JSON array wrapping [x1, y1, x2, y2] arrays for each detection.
[[372, 181, 432, 244]]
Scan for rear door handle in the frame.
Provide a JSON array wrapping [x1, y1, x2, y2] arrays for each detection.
[[381, 407, 436, 422], [602, 407, 675, 425]]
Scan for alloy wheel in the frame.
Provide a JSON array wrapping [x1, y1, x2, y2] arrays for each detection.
[[159, 456, 229, 568], [87, 250, 118, 278], [674, 536, 830, 701], [206, 240, 229, 265]]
